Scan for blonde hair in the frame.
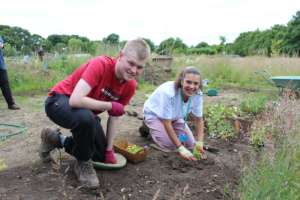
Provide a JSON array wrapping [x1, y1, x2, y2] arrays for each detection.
[[174, 66, 203, 92], [122, 38, 151, 60]]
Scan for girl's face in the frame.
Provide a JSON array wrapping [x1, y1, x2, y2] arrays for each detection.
[[181, 73, 201, 100]]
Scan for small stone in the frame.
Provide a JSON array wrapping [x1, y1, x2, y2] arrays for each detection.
[[145, 176, 147, 178], [234, 149, 237, 152], [181, 168, 187, 173], [163, 153, 168, 158], [206, 190, 210, 192], [137, 169, 139, 170], [172, 164, 177, 169], [213, 175, 217, 178], [129, 194, 132, 197], [157, 181, 159, 183], [220, 154, 223, 156], [139, 190, 142, 193], [121, 188, 124, 192]]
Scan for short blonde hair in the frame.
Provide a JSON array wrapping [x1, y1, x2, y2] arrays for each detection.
[[122, 38, 151, 60]]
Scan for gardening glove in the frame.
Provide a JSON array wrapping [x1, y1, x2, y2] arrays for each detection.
[[195, 141, 207, 160], [178, 145, 197, 161], [108, 102, 125, 116], [104, 148, 117, 164]]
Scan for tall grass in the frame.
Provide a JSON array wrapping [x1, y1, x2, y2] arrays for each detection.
[[239, 88, 300, 199], [6, 43, 120, 92], [172, 56, 300, 90]]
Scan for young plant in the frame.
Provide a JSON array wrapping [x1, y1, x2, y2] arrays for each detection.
[[0, 159, 7, 170]]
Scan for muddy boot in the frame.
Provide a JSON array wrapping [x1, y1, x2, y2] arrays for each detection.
[[74, 159, 100, 189], [139, 121, 149, 137], [39, 126, 63, 162], [8, 104, 21, 110]]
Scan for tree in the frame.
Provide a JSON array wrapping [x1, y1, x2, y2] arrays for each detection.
[[54, 43, 67, 52], [21, 45, 31, 55], [283, 11, 300, 56], [31, 34, 44, 51], [2, 43, 16, 57], [119, 40, 128, 49], [102, 33, 119, 45], [68, 38, 83, 51], [141, 38, 155, 52], [196, 42, 209, 48], [47, 34, 63, 46], [11, 26, 32, 47], [41, 40, 53, 52], [156, 37, 188, 55]]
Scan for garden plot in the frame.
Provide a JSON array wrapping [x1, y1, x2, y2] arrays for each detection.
[[0, 90, 251, 200]]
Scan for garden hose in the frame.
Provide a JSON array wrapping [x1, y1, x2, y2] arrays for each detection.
[[0, 123, 27, 138]]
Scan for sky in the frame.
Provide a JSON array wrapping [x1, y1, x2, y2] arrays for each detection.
[[1, 0, 300, 47]]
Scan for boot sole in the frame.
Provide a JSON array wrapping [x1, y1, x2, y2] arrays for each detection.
[[74, 164, 100, 189], [39, 126, 51, 162]]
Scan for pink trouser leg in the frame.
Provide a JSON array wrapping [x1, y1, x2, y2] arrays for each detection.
[[144, 118, 195, 150]]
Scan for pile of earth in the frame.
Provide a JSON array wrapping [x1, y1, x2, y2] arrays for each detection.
[[136, 63, 172, 86]]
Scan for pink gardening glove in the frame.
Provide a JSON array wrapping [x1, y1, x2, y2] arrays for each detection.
[[104, 148, 116, 164], [108, 102, 125, 116]]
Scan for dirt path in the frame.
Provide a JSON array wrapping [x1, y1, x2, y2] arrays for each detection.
[[0, 89, 251, 199]]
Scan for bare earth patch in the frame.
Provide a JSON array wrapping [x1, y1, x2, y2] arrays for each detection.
[[0, 89, 251, 199]]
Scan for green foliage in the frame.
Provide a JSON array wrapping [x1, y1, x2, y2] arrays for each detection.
[[103, 33, 119, 45], [125, 145, 141, 154], [239, 94, 269, 115], [54, 43, 67, 52], [2, 43, 16, 57], [41, 39, 53, 52], [68, 38, 83, 50], [187, 48, 216, 55], [204, 104, 241, 138], [141, 38, 156, 52], [119, 40, 128, 49], [270, 39, 283, 57], [195, 42, 209, 48], [21, 45, 31, 55], [250, 122, 269, 147], [156, 37, 188, 55]]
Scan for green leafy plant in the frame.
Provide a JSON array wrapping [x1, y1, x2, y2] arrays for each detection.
[[125, 145, 141, 154], [204, 103, 242, 138]]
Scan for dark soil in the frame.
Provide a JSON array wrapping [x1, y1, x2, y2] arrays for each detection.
[[0, 73, 252, 199]]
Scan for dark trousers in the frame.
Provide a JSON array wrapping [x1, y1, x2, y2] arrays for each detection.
[[45, 93, 106, 162], [0, 69, 14, 106]]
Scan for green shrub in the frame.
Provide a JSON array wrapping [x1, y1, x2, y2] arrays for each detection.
[[2, 43, 16, 57], [187, 48, 216, 55]]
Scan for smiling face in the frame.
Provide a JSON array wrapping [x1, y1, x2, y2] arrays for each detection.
[[115, 50, 148, 83], [180, 73, 201, 101]]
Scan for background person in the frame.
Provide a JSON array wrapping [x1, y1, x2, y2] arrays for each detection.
[[142, 67, 207, 161], [0, 36, 20, 110], [23, 54, 31, 63], [38, 47, 44, 61], [39, 38, 150, 189]]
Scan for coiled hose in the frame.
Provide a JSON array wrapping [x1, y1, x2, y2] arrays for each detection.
[[0, 123, 27, 138]]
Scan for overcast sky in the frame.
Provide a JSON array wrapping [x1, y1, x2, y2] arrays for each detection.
[[1, 0, 299, 46]]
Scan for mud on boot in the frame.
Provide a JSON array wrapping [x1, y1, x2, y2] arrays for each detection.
[[139, 121, 149, 137], [74, 159, 100, 189], [39, 126, 63, 162]]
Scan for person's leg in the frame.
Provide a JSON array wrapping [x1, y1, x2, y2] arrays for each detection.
[[144, 118, 195, 150], [44, 93, 106, 161], [43, 93, 103, 189], [0, 69, 15, 106], [171, 119, 195, 147], [144, 118, 177, 150]]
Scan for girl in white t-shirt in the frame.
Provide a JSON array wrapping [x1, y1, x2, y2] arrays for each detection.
[[142, 66, 207, 161]]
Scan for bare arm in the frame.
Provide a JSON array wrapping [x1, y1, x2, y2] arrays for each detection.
[[106, 116, 119, 151], [163, 119, 182, 148], [0, 42, 3, 49], [69, 79, 112, 111], [195, 116, 204, 142]]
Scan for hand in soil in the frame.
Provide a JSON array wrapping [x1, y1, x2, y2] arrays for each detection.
[[194, 142, 207, 160], [178, 146, 197, 161]]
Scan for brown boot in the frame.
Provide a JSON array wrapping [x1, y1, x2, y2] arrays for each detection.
[[139, 121, 149, 137], [39, 126, 63, 162], [8, 104, 20, 110], [74, 159, 100, 189]]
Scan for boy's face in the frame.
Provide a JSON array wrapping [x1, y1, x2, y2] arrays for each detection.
[[116, 50, 148, 83]]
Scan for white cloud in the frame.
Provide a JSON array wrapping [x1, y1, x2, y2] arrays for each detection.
[[1, 0, 299, 46]]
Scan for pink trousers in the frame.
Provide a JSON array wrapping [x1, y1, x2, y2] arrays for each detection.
[[144, 118, 195, 150]]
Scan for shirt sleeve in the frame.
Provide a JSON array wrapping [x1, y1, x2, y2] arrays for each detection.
[[81, 58, 104, 90], [162, 95, 174, 119], [192, 96, 203, 117]]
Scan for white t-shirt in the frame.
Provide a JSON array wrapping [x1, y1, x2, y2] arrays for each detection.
[[143, 81, 203, 120]]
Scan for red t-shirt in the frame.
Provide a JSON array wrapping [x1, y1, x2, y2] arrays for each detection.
[[49, 56, 136, 115]]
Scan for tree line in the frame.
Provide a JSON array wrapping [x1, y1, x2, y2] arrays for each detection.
[[0, 10, 299, 57]]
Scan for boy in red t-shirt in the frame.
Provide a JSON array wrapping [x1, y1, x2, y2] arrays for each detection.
[[39, 38, 150, 189]]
